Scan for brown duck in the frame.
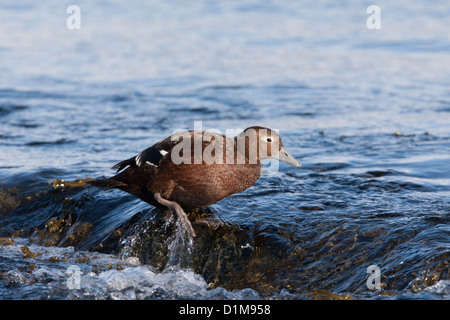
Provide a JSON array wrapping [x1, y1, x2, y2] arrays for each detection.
[[89, 126, 301, 236]]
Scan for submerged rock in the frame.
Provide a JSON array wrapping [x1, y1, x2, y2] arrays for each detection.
[[0, 187, 21, 217], [2, 179, 449, 299], [96, 207, 297, 294]]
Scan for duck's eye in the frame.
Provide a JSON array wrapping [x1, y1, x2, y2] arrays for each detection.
[[267, 137, 272, 142]]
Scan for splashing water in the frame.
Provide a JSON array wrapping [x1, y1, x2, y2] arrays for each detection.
[[166, 217, 195, 268]]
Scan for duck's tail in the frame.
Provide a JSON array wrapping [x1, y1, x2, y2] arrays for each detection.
[[88, 166, 158, 207], [88, 165, 155, 193], [88, 157, 139, 189]]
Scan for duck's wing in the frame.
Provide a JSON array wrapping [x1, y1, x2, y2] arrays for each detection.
[[111, 132, 191, 173], [111, 148, 161, 173]]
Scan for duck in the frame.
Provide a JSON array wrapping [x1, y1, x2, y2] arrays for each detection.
[[89, 126, 301, 237]]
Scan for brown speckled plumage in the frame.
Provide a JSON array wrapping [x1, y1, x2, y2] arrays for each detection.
[[89, 126, 301, 235]]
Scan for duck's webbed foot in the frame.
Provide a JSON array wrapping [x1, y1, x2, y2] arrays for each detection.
[[154, 193, 196, 237]]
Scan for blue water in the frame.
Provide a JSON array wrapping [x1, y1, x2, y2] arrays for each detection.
[[0, 0, 449, 299]]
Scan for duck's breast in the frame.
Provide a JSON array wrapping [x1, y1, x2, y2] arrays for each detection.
[[153, 161, 262, 210]]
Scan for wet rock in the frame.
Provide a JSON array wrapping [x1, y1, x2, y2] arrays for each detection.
[[28, 192, 94, 247], [0, 237, 15, 246], [96, 209, 298, 295], [52, 178, 92, 189], [310, 289, 354, 300], [117, 210, 177, 270], [21, 245, 38, 258], [0, 187, 21, 217], [35, 216, 93, 247], [192, 223, 253, 289]]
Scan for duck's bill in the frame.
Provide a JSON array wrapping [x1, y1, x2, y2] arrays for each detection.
[[273, 146, 302, 167]]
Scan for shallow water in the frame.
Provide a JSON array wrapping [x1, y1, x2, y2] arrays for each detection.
[[0, 0, 449, 299]]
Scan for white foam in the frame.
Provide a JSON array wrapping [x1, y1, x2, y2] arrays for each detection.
[[0, 238, 259, 300], [423, 280, 450, 297]]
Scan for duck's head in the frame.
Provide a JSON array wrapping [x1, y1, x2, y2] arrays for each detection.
[[237, 126, 302, 167]]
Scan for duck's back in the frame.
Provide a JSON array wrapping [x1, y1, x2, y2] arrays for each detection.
[[153, 152, 262, 211]]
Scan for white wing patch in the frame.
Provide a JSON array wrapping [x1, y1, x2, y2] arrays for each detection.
[[145, 161, 157, 167], [134, 146, 169, 168], [135, 153, 144, 166]]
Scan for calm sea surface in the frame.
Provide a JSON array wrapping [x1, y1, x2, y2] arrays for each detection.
[[0, 0, 449, 299]]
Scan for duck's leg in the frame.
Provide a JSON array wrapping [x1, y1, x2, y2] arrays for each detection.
[[154, 193, 196, 237]]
